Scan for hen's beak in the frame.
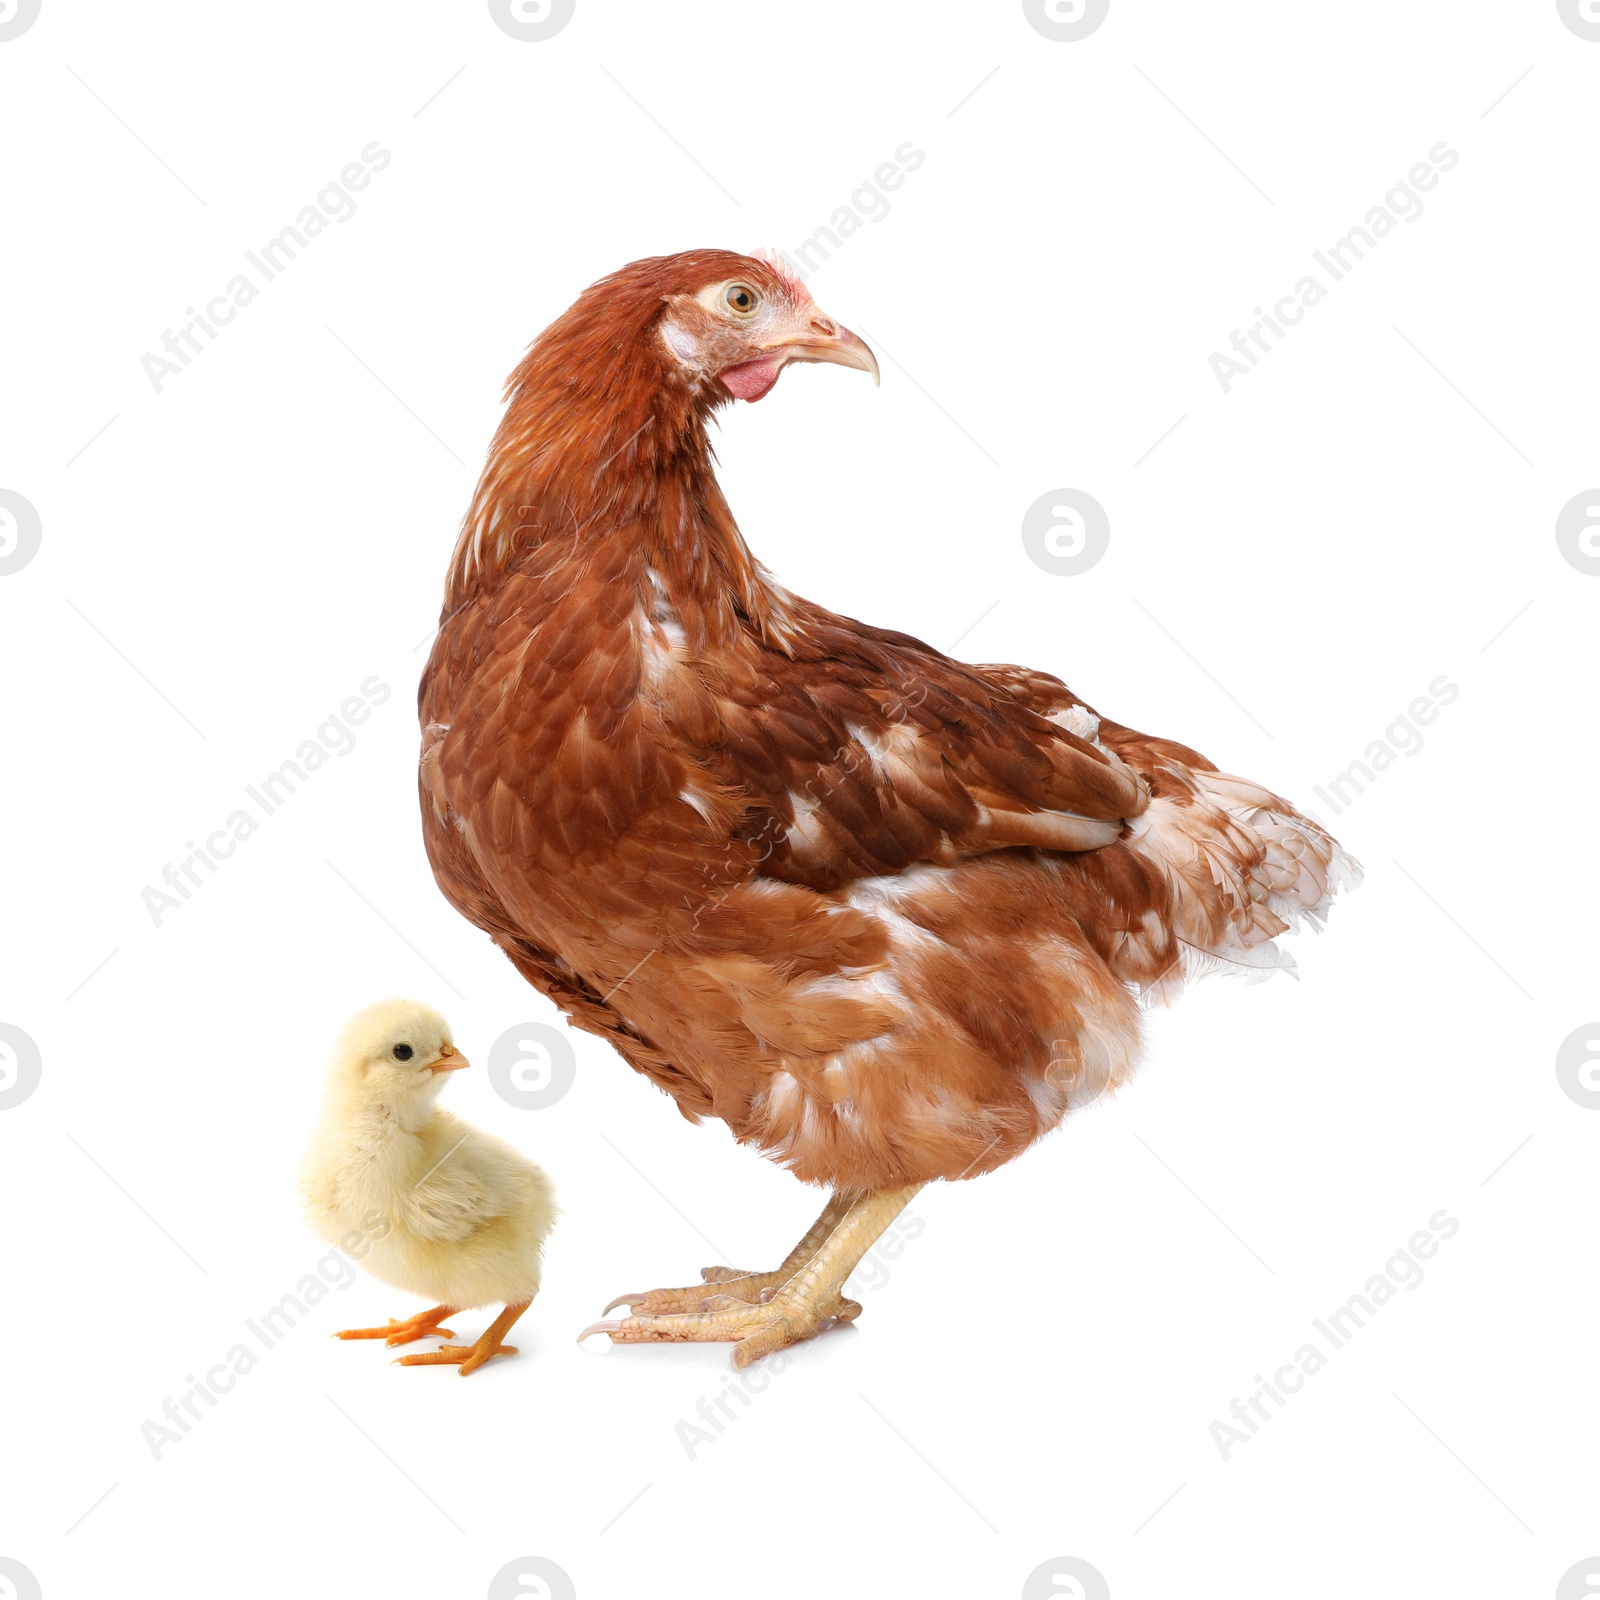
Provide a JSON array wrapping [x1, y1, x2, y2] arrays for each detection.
[[774, 320, 880, 386], [719, 315, 879, 402], [429, 1043, 469, 1073]]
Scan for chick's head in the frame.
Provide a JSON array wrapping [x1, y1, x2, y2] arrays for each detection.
[[328, 999, 469, 1111]]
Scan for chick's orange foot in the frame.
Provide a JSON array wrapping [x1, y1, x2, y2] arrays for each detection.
[[335, 1304, 457, 1346], [395, 1341, 518, 1375], [581, 1186, 919, 1367], [393, 1301, 531, 1376]]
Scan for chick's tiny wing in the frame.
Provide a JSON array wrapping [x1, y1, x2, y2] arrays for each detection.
[[398, 1117, 501, 1242]]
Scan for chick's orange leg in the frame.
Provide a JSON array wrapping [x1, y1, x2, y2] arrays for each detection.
[[581, 1186, 922, 1368], [335, 1304, 458, 1346], [395, 1300, 531, 1376], [603, 1191, 854, 1317]]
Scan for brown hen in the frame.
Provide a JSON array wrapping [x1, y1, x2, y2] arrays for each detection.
[[418, 249, 1358, 1367]]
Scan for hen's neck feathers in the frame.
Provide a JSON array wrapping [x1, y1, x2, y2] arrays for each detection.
[[444, 268, 794, 654]]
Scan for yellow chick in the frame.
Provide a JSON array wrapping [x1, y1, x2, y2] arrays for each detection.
[[301, 999, 556, 1375]]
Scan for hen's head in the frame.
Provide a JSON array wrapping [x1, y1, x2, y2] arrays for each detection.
[[450, 250, 878, 609], [550, 248, 878, 407]]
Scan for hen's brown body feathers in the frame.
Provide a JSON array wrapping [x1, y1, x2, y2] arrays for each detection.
[[419, 252, 1356, 1194]]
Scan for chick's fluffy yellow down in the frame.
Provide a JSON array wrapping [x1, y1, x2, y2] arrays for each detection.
[[302, 1106, 554, 1311]]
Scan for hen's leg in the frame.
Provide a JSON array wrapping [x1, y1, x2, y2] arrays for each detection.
[[697, 1191, 853, 1288], [603, 1191, 853, 1316], [581, 1186, 922, 1368], [395, 1300, 530, 1376], [335, 1304, 457, 1346]]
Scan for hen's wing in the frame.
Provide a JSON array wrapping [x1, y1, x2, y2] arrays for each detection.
[[965, 658, 1219, 786], [671, 605, 1149, 892]]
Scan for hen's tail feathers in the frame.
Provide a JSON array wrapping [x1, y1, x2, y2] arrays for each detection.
[[1126, 768, 1361, 1008]]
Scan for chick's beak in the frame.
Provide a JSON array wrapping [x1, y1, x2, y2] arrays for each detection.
[[429, 1043, 469, 1073], [774, 317, 880, 386]]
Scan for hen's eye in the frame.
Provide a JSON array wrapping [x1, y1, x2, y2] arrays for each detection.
[[392, 1044, 414, 1061], [725, 283, 760, 316]]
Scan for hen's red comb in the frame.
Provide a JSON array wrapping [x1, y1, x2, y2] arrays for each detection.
[[752, 246, 813, 305]]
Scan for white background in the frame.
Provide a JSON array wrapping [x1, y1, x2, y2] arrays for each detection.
[[3, 2, 1596, 1597]]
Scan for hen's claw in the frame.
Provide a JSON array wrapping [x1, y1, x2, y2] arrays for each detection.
[[601, 1271, 778, 1317]]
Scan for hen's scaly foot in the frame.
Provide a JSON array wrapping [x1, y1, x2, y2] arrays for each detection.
[[582, 1187, 918, 1368], [392, 1299, 532, 1377], [335, 1305, 457, 1346], [599, 1193, 856, 1317], [583, 1287, 863, 1369], [603, 1268, 785, 1317]]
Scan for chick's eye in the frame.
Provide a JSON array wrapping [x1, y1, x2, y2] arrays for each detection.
[[725, 283, 760, 316], [392, 1044, 414, 1061]]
